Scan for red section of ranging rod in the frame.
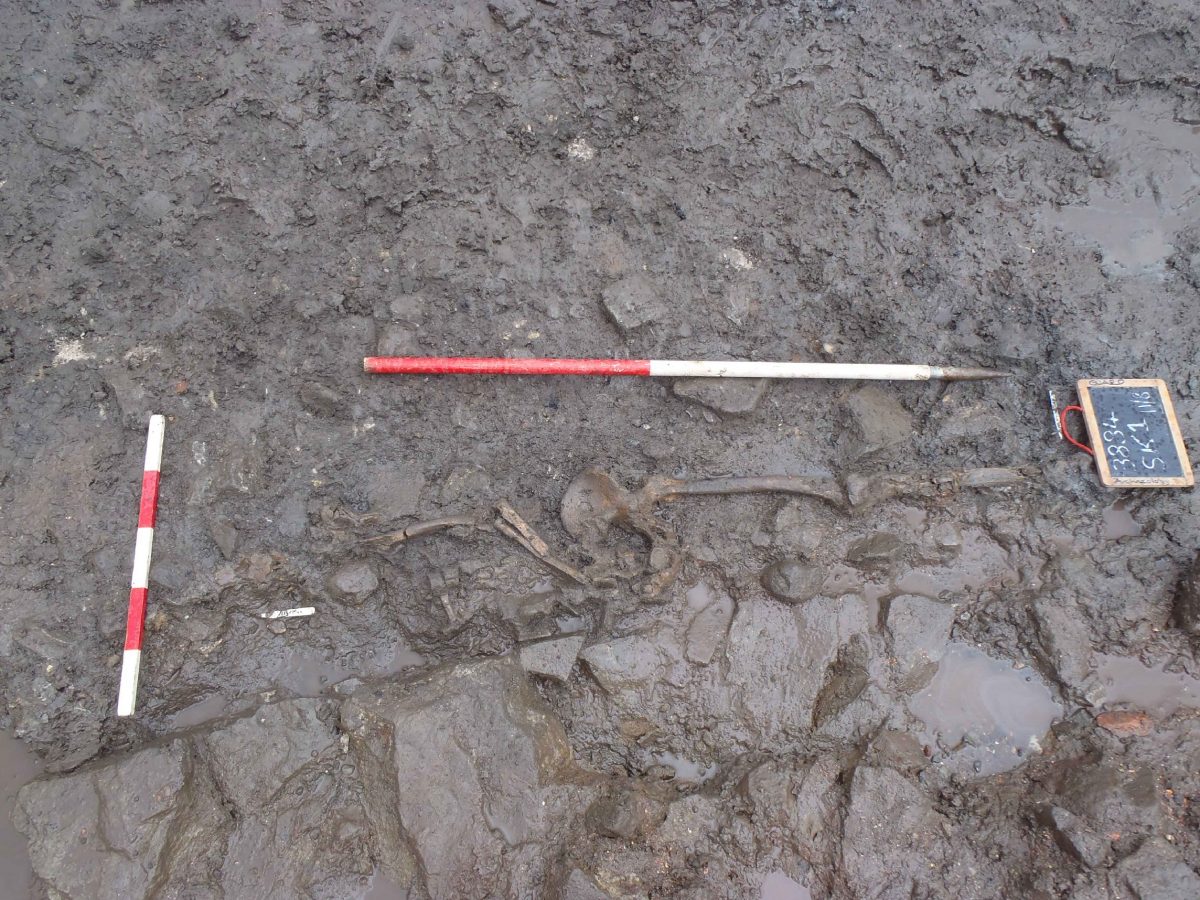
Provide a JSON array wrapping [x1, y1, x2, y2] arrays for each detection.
[[364, 356, 653, 376], [125, 588, 149, 649], [138, 469, 161, 528]]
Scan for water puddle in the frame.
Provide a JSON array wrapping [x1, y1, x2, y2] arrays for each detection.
[[825, 565, 890, 602], [1101, 501, 1142, 541], [171, 694, 232, 729], [268, 644, 424, 696], [0, 731, 41, 899], [1092, 655, 1200, 717], [1044, 99, 1200, 276], [909, 644, 1061, 776], [653, 751, 718, 784], [760, 870, 812, 900], [359, 869, 408, 898]]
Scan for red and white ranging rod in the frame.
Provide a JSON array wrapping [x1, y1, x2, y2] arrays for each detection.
[[363, 356, 1009, 381], [117, 414, 165, 717]]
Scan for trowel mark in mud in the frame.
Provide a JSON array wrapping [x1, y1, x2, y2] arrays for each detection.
[[909, 644, 1061, 776]]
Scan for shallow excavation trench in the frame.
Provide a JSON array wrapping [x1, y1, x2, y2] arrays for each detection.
[[364, 464, 1038, 601], [12, 458, 1058, 899]]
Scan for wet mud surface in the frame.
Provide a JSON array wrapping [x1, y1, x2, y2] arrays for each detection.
[[3, 1, 1200, 897]]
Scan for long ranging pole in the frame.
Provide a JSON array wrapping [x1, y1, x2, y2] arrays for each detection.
[[363, 356, 1009, 381], [117, 414, 165, 717]]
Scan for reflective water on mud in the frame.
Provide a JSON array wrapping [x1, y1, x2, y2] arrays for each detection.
[[760, 869, 812, 900], [1093, 655, 1200, 717], [910, 644, 1061, 776], [653, 750, 718, 784], [0, 731, 40, 899], [1101, 501, 1142, 541], [1047, 100, 1200, 275]]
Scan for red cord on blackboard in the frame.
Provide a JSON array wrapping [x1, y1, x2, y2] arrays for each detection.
[[1059, 405, 1095, 456]]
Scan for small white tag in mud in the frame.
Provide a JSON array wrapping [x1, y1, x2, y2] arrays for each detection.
[[259, 607, 315, 619]]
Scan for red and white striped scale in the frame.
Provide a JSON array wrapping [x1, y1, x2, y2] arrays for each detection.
[[117, 414, 165, 717], [363, 356, 1008, 381]]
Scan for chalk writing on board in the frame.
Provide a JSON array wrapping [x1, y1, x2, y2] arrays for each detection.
[[1099, 395, 1169, 474], [1078, 379, 1192, 489]]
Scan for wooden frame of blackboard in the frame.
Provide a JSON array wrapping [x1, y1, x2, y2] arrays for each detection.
[[1076, 378, 1194, 489]]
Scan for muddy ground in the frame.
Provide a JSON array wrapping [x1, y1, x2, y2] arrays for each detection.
[[3, 0, 1200, 897]]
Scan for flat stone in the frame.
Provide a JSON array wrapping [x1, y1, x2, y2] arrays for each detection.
[[341, 657, 583, 898], [725, 596, 871, 743], [741, 755, 842, 848], [869, 730, 928, 774], [327, 559, 379, 602], [685, 585, 735, 665], [203, 700, 388, 897], [519, 634, 586, 682], [846, 532, 908, 570], [1040, 805, 1108, 868], [208, 517, 238, 559], [887, 595, 954, 685], [376, 324, 418, 356], [760, 558, 824, 604], [299, 381, 340, 417], [585, 789, 668, 839], [202, 700, 339, 809], [15, 699, 389, 899], [671, 377, 768, 415], [15, 742, 190, 899], [842, 386, 913, 459], [1058, 761, 1165, 838], [581, 635, 667, 693], [842, 767, 945, 899], [563, 869, 609, 900], [1119, 837, 1200, 899], [600, 275, 664, 335], [812, 637, 870, 727]]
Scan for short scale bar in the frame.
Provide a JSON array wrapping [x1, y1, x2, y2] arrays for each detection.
[[116, 414, 165, 717], [362, 356, 1008, 381]]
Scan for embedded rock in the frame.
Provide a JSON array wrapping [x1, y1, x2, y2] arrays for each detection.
[[761, 558, 825, 604], [520, 634, 586, 682], [672, 377, 769, 415], [341, 657, 585, 898], [600, 275, 664, 334]]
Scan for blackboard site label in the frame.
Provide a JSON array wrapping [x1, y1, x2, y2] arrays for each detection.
[[1077, 379, 1193, 488]]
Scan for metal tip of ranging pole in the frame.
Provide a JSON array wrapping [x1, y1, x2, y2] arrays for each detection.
[[363, 356, 1013, 382]]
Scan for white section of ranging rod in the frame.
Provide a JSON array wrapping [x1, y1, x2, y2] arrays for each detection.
[[260, 607, 316, 619], [143, 414, 166, 471], [131, 527, 155, 589], [117, 650, 142, 717], [646, 360, 946, 380]]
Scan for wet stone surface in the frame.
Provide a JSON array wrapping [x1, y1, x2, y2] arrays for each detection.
[[4, 0, 1200, 897]]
